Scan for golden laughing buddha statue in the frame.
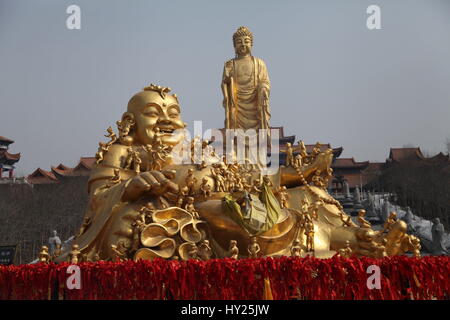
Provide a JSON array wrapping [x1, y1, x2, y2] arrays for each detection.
[[54, 27, 418, 262], [55, 82, 417, 262]]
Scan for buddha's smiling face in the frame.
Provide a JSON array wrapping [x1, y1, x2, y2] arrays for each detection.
[[126, 90, 185, 147], [234, 36, 252, 56]]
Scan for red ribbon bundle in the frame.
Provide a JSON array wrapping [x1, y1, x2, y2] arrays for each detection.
[[1, 256, 449, 300]]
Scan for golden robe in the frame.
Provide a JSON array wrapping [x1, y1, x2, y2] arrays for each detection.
[[222, 56, 271, 130]]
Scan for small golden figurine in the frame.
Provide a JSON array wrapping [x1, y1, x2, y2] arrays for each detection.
[[95, 142, 109, 164], [294, 154, 303, 169], [200, 177, 212, 198], [77, 217, 92, 237], [225, 170, 235, 191], [251, 179, 262, 194], [248, 236, 260, 258], [188, 244, 199, 260], [357, 209, 372, 228], [310, 201, 322, 221], [285, 142, 294, 167], [382, 212, 398, 233], [229, 240, 239, 259], [105, 126, 118, 146], [131, 219, 146, 251], [136, 207, 147, 225], [312, 170, 325, 188], [106, 169, 121, 187], [138, 202, 155, 223], [298, 140, 308, 163], [262, 175, 273, 188], [301, 200, 310, 215], [242, 177, 253, 193], [133, 150, 142, 173], [411, 236, 421, 258], [111, 243, 126, 261], [116, 118, 134, 146], [234, 176, 245, 192], [69, 244, 81, 264], [197, 160, 207, 170], [177, 186, 189, 208], [53, 243, 62, 259], [400, 235, 421, 258], [39, 246, 51, 263], [323, 167, 333, 186], [198, 240, 212, 260], [210, 167, 226, 192], [311, 142, 321, 158], [290, 239, 303, 257], [304, 220, 315, 252], [277, 186, 289, 209], [184, 197, 200, 219], [124, 147, 134, 170], [375, 239, 387, 258], [338, 240, 352, 258], [185, 169, 197, 196]]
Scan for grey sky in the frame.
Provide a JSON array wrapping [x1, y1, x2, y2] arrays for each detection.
[[1, 0, 450, 176]]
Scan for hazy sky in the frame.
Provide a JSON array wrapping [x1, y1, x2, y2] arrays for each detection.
[[1, 0, 450, 176]]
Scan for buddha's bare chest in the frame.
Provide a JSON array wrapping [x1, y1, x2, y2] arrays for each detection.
[[234, 59, 254, 83]]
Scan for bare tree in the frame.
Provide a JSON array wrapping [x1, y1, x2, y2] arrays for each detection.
[[445, 137, 450, 155]]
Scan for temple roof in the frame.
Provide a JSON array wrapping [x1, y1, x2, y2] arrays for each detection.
[[0, 136, 14, 145], [0, 150, 21, 165], [364, 162, 385, 171], [27, 157, 96, 184], [332, 158, 369, 169], [427, 152, 450, 163], [73, 157, 95, 173], [26, 168, 58, 184], [388, 148, 424, 162], [51, 163, 74, 177]]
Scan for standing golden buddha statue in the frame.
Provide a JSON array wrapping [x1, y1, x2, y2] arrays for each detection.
[[221, 26, 270, 131]]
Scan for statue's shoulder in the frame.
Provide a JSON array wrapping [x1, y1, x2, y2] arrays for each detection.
[[102, 143, 129, 166], [253, 56, 267, 67], [88, 143, 135, 193]]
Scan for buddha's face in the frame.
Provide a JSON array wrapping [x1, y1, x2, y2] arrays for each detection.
[[126, 90, 185, 147], [234, 36, 252, 56]]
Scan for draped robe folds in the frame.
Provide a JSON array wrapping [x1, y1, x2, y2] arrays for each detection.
[[222, 56, 271, 130]]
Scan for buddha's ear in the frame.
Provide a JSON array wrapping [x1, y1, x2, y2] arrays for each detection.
[[121, 112, 135, 125]]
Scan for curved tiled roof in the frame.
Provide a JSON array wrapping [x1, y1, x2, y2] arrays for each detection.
[[73, 157, 95, 171], [51, 164, 73, 177], [332, 158, 369, 169], [26, 168, 58, 184], [0, 151, 21, 164], [388, 148, 424, 162], [0, 136, 14, 144]]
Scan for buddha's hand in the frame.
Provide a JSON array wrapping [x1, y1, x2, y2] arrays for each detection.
[[122, 170, 179, 202]]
